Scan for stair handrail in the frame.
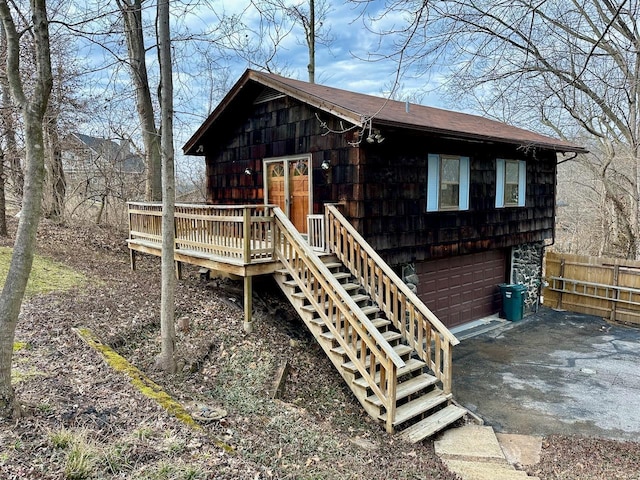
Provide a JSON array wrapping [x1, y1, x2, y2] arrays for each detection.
[[272, 207, 404, 432], [325, 204, 459, 394]]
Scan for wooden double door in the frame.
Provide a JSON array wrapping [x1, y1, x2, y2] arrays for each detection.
[[265, 156, 310, 234]]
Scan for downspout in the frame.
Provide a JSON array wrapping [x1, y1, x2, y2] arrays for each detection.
[[537, 151, 577, 312]]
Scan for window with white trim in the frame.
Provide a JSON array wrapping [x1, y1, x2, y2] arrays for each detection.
[[427, 154, 470, 212], [496, 158, 526, 207]]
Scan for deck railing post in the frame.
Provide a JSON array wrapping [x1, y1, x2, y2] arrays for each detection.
[[443, 341, 452, 394], [243, 207, 251, 264], [385, 365, 398, 433]]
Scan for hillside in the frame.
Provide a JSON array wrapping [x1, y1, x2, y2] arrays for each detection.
[[0, 218, 639, 479]]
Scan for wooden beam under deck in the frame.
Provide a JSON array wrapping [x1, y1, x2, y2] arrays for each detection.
[[128, 240, 281, 278]]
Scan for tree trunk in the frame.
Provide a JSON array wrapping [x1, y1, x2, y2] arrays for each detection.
[[44, 116, 65, 220], [0, 25, 22, 203], [307, 0, 315, 83], [0, 0, 52, 418], [117, 0, 162, 202], [155, 0, 176, 373], [0, 144, 8, 237]]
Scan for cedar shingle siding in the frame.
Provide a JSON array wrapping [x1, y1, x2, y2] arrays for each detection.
[[204, 95, 556, 267]]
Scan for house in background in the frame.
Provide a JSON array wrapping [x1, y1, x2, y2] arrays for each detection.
[[62, 133, 144, 177], [63, 133, 145, 224], [183, 69, 585, 329]]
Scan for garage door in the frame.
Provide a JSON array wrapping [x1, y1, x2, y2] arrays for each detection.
[[416, 250, 508, 329]]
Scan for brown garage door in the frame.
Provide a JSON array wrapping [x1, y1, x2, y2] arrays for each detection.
[[416, 250, 507, 328]]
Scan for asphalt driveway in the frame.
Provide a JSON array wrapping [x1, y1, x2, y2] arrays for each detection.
[[452, 308, 640, 441]]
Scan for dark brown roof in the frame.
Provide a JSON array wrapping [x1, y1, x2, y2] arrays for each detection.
[[183, 69, 586, 154]]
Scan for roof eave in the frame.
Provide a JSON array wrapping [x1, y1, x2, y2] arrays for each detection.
[[251, 71, 362, 126], [372, 119, 588, 154], [183, 70, 254, 155], [183, 69, 363, 156]]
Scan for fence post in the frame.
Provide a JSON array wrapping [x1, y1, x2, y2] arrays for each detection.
[[558, 259, 565, 309], [611, 264, 620, 322]]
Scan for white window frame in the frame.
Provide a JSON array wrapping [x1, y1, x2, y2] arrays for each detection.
[[426, 153, 470, 212], [496, 158, 526, 208]]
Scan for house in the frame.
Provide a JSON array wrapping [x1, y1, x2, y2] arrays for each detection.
[[63, 133, 146, 222], [62, 133, 145, 177], [183, 69, 585, 330]]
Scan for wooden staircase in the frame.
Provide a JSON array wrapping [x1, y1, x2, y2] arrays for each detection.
[[271, 207, 466, 442]]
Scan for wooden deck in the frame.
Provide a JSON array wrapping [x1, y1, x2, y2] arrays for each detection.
[[128, 202, 281, 277], [127, 202, 462, 439]]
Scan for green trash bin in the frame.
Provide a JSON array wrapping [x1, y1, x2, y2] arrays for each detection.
[[499, 283, 527, 321]]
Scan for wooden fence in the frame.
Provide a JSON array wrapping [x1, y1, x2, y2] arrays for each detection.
[[544, 251, 640, 325]]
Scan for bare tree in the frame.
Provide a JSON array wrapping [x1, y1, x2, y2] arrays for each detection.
[[0, 0, 52, 418], [116, 0, 161, 202], [227, 0, 333, 81], [155, 0, 176, 373], [365, 0, 640, 258], [0, 144, 7, 236], [0, 21, 22, 205]]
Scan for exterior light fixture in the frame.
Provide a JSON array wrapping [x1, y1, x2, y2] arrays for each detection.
[[244, 167, 253, 175], [366, 129, 385, 144], [321, 159, 331, 170]]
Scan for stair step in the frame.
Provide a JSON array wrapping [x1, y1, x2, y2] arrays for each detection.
[[367, 373, 438, 407], [380, 389, 451, 426], [342, 344, 413, 374], [276, 268, 349, 281], [319, 317, 391, 340], [284, 280, 360, 293], [323, 262, 342, 270], [397, 404, 467, 443], [331, 272, 351, 281], [300, 294, 370, 313], [332, 331, 402, 355], [340, 282, 361, 292], [361, 305, 380, 317], [352, 358, 426, 389]]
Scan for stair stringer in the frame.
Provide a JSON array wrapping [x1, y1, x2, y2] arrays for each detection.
[[273, 256, 467, 439], [272, 268, 388, 421]]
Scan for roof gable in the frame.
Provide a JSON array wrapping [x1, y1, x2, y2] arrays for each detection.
[[183, 69, 586, 155]]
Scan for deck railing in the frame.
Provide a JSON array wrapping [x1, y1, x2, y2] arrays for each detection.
[[272, 207, 404, 433], [325, 205, 459, 393], [128, 202, 276, 264]]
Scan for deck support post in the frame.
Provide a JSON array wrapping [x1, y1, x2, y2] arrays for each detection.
[[175, 261, 183, 280], [130, 249, 136, 271], [243, 275, 253, 333]]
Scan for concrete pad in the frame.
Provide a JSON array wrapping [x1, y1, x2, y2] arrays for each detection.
[[442, 459, 530, 480], [453, 308, 640, 441], [434, 425, 505, 462], [495, 433, 542, 466]]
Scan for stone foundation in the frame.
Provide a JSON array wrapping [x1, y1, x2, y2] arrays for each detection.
[[510, 242, 544, 313]]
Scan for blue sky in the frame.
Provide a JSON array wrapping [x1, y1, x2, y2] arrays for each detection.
[[75, 0, 447, 174]]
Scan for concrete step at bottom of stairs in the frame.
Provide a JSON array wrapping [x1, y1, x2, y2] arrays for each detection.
[[379, 389, 452, 426], [397, 404, 467, 443], [352, 358, 427, 389], [441, 459, 535, 480], [366, 373, 438, 407]]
